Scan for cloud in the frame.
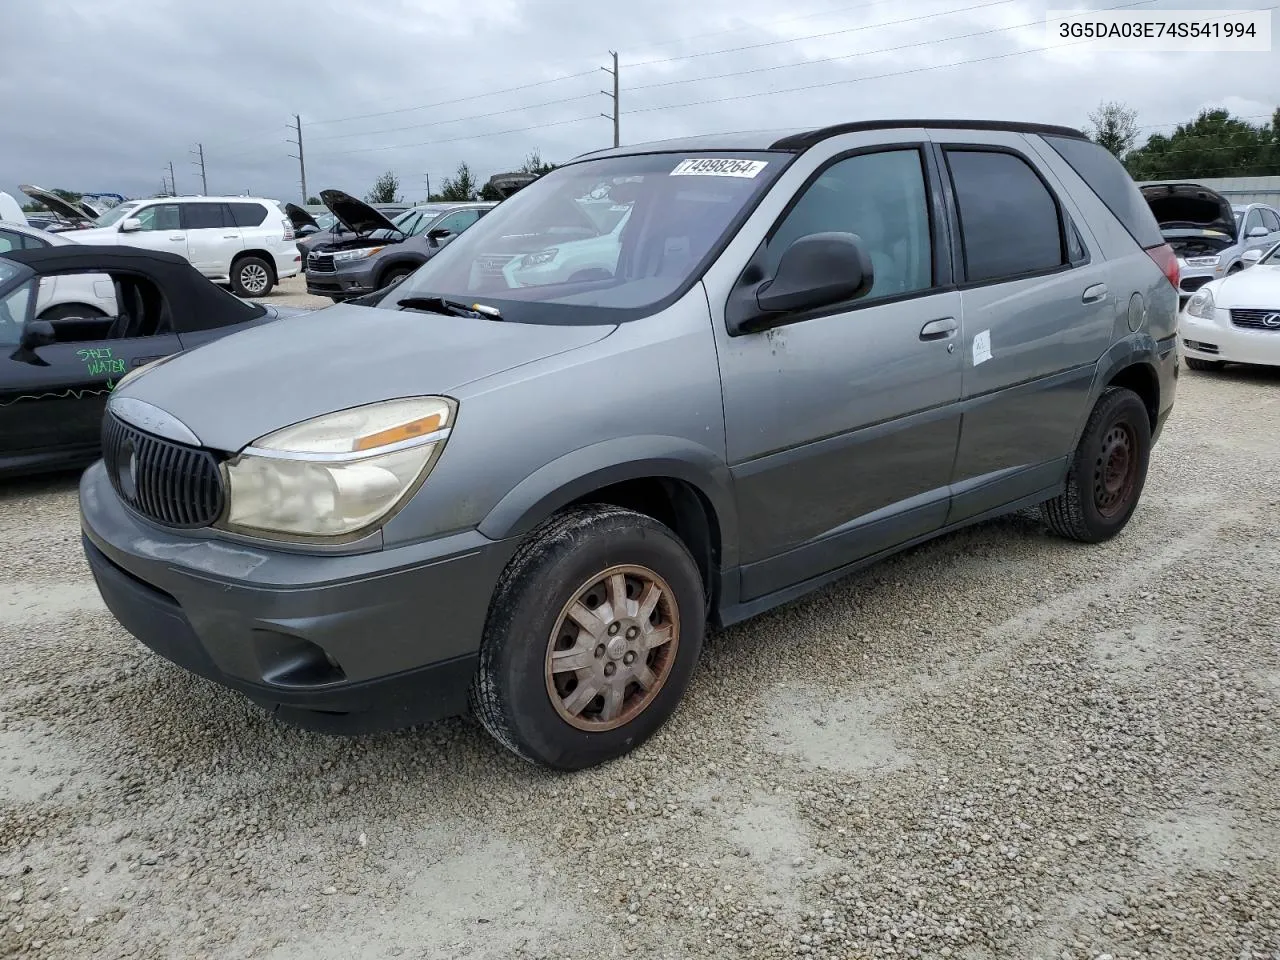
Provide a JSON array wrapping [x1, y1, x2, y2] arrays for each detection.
[[3, 0, 1275, 205]]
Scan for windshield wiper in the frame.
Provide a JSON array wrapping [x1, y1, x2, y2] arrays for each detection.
[[396, 296, 503, 320]]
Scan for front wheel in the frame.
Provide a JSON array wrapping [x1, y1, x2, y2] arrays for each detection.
[[231, 256, 274, 297], [1185, 357, 1224, 372], [1042, 387, 1151, 543], [471, 505, 705, 771]]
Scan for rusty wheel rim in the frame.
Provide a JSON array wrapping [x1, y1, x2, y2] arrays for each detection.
[[544, 564, 680, 732], [1094, 420, 1137, 519]]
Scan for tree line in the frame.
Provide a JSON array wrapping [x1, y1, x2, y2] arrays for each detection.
[[359, 150, 558, 205], [1086, 101, 1280, 180]]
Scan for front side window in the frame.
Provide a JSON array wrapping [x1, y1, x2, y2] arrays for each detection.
[[946, 149, 1066, 284], [388, 151, 788, 323], [0, 278, 34, 346], [132, 204, 181, 232], [430, 209, 482, 236], [765, 149, 933, 301], [1244, 209, 1264, 236]]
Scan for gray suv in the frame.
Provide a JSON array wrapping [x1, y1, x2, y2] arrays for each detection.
[[80, 119, 1179, 771]]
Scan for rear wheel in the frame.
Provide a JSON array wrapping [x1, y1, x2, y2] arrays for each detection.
[[1185, 357, 1224, 371], [231, 256, 274, 297], [38, 303, 106, 322], [1043, 387, 1151, 543], [471, 505, 705, 771]]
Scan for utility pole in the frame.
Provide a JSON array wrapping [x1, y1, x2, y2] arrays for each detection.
[[425, 172, 431, 201], [190, 143, 208, 195], [168, 160, 177, 197], [286, 114, 308, 203], [600, 51, 619, 148]]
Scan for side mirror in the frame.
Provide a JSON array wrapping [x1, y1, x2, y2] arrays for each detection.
[[1247, 225, 1270, 239], [20, 319, 56, 350], [756, 232, 874, 316], [1242, 248, 1263, 265], [120, 217, 143, 233], [427, 227, 453, 241]]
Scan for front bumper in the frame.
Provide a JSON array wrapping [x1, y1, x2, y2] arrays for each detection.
[[1179, 310, 1280, 367], [79, 460, 516, 734], [305, 263, 377, 299]]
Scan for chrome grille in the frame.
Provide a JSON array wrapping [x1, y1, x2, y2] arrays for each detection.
[[1229, 309, 1280, 331], [308, 252, 336, 273], [102, 414, 225, 528]]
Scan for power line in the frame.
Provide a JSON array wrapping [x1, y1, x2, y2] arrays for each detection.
[[308, 114, 601, 159]]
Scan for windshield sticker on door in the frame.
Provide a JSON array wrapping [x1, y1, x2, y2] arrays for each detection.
[[670, 158, 769, 178], [78, 347, 126, 377], [972, 330, 992, 366]]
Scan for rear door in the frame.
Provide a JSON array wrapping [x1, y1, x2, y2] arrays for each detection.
[[929, 129, 1115, 522], [181, 202, 243, 276]]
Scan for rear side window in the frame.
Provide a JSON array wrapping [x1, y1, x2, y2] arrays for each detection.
[[1042, 135, 1164, 249], [228, 202, 268, 227], [945, 149, 1065, 284], [182, 203, 228, 229]]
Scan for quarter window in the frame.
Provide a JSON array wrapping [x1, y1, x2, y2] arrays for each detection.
[[766, 149, 933, 301], [946, 149, 1067, 284], [227, 202, 267, 227]]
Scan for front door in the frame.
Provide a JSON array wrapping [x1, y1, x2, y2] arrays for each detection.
[[0, 273, 183, 461], [120, 202, 187, 259], [714, 145, 964, 601], [928, 130, 1116, 522]]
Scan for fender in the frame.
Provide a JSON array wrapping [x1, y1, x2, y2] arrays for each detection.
[[375, 255, 428, 287], [1068, 332, 1160, 452], [477, 435, 740, 569]]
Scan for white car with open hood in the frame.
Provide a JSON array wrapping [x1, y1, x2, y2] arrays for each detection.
[[1179, 240, 1280, 371]]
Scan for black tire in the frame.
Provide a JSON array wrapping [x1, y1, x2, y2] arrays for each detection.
[[471, 504, 705, 771], [1185, 357, 1224, 371], [1042, 387, 1151, 543], [379, 267, 415, 290], [38, 303, 106, 322], [230, 255, 275, 298]]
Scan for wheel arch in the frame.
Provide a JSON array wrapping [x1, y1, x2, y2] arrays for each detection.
[[1070, 336, 1161, 452], [476, 437, 739, 601], [375, 255, 426, 288], [232, 249, 278, 282]]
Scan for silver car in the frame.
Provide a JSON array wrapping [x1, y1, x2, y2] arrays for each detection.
[[81, 119, 1179, 770], [1141, 182, 1280, 299]]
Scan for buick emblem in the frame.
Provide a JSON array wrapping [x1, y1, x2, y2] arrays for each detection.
[[1265, 313, 1280, 328]]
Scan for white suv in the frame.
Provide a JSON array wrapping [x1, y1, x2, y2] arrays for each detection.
[[66, 197, 301, 297]]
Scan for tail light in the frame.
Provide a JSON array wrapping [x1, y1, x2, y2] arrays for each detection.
[[282, 218, 295, 241], [1145, 242, 1179, 290]]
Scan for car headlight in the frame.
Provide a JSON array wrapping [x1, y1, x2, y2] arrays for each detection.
[[1185, 288, 1215, 320], [220, 396, 455, 540], [332, 246, 385, 263], [1184, 255, 1221, 267], [112, 353, 179, 392], [519, 248, 558, 268]]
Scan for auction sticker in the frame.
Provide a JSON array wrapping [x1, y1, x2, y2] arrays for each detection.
[[670, 158, 769, 178]]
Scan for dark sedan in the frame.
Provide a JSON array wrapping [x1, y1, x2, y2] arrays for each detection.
[[1, 245, 310, 478]]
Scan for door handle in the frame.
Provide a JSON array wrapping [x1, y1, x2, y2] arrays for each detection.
[[223, 234, 239, 239], [919, 317, 958, 341], [1082, 283, 1108, 303], [168, 235, 185, 241]]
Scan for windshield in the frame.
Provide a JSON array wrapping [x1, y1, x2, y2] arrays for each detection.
[[385, 152, 788, 322], [95, 202, 140, 227]]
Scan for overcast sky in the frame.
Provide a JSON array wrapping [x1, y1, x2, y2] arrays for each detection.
[[3, 0, 1276, 207]]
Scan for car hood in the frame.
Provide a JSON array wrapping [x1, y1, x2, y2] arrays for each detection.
[[1212, 265, 1280, 305], [114, 302, 617, 450], [1141, 182, 1237, 241], [283, 202, 319, 231], [319, 189, 401, 236], [19, 184, 94, 225], [60, 225, 120, 244]]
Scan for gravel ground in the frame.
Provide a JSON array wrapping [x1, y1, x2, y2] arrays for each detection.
[[254, 274, 331, 310], [2, 366, 1278, 960]]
